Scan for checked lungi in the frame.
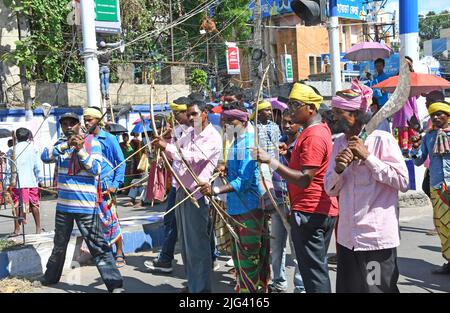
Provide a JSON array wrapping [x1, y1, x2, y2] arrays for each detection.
[[430, 183, 450, 261], [231, 208, 270, 293]]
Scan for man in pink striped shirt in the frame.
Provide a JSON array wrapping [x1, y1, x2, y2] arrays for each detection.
[[324, 81, 409, 293], [153, 100, 222, 293]]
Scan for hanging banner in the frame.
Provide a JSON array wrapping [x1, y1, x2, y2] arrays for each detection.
[[284, 54, 294, 83], [226, 44, 241, 75]]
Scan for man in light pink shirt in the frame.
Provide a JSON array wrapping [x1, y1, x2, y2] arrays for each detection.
[[153, 100, 222, 293], [324, 80, 409, 293]]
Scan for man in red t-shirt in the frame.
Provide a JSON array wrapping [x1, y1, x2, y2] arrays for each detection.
[[253, 82, 338, 293]]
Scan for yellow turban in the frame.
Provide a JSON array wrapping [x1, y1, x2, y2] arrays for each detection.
[[83, 107, 103, 119], [251, 101, 272, 119], [170, 102, 187, 112], [83, 107, 104, 127], [289, 83, 323, 110], [428, 102, 450, 116]]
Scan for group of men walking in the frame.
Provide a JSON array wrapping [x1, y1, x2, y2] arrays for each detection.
[[4, 76, 449, 293]]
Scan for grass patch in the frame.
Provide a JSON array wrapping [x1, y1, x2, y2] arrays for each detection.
[[0, 239, 20, 251], [0, 277, 34, 293]]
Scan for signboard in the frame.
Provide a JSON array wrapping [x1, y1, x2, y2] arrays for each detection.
[[226, 44, 241, 75], [284, 54, 294, 83], [249, 0, 366, 21], [358, 53, 400, 78], [95, 0, 119, 22], [336, 0, 365, 20], [95, 0, 121, 34]]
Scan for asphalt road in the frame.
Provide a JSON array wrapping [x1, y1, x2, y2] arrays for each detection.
[[22, 199, 450, 293]]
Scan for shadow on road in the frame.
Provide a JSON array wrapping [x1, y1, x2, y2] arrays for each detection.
[[398, 257, 450, 293], [418, 245, 442, 253], [399, 226, 435, 235]]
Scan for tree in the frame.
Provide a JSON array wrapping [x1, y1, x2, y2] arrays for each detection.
[[419, 10, 450, 48], [189, 69, 208, 92]]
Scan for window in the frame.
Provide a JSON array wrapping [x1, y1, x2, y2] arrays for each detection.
[[316, 57, 322, 74], [309, 56, 315, 75]]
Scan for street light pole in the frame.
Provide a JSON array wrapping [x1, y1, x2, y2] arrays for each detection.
[[399, 0, 419, 64], [328, 0, 342, 95], [80, 0, 102, 108]]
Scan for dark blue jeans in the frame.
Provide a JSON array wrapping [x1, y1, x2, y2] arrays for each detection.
[[44, 211, 123, 292], [158, 187, 178, 262]]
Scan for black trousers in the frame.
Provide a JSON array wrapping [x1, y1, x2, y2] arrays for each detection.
[[336, 243, 400, 293], [422, 168, 431, 198], [45, 211, 123, 292], [289, 211, 337, 293]]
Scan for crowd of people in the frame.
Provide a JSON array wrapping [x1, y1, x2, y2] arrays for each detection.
[[1, 58, 449, 293]]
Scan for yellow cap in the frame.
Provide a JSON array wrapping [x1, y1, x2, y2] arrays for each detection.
[[289, 83, 323, 110]]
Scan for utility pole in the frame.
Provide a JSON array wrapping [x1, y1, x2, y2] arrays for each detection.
[[15, 13, 33, 120], [400, 0, 419, 63], [328, 0, 342, 95], [80, 0, 102, 108], [169, 0, 174, 62], [252, 0, 263, 98]]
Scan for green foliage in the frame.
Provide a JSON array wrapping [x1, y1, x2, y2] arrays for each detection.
[[419, 10, 450, 48], [2, 0, 84, 83], [190, 69, 208, 92], [1, 0, 252, 83]]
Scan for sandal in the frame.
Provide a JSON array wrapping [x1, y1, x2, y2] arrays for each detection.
[[7, 232, 20, 238], [115, 254, 126, 268]]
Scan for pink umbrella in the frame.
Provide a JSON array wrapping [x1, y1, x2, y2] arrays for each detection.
[[269, 98, 288, 112], [344, 42, 393, 62], [132, 115, 151, 125]]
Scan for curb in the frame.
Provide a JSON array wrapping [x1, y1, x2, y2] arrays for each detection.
[[0, 215, 165, 279], [399, 190, 431, 208]]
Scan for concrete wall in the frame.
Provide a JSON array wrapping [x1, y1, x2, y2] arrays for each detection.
[[34, 82, 191, 107], [296, 25, 329, 80], [440, 28, 450, 39]]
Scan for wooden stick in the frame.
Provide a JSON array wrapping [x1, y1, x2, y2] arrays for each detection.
[[145, 83, 199, 208], [163, 171, 221, 217]]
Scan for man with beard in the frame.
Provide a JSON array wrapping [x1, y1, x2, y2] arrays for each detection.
[[324, 80, 409, 293]]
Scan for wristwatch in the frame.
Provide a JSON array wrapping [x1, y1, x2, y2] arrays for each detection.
[[212, 186, 220, 196]]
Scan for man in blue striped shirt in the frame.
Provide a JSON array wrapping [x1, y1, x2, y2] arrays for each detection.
[[40, 112, 123, 293], [83, 107, 126, 268]]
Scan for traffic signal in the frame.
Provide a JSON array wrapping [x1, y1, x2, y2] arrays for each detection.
[[290, 0, 326, 26]]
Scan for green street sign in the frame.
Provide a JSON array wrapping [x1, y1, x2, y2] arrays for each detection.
[[285, 54, 294, 83], [95, 0, 119, 22]]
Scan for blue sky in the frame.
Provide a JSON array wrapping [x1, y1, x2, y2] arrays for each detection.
[[384, 0, 450, 15]]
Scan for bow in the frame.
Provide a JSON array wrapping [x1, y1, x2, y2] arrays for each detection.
[[254, 63, 291, 233], [145, 80, 199, 208], [167, 113, 243, 240]]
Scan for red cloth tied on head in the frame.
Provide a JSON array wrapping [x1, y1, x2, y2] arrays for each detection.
[[331, 79, 373, 112], [221, 109, 249, 122]]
